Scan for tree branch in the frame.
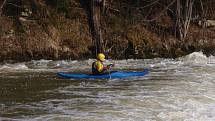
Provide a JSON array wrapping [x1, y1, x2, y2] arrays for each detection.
[[0, 0, 7, 9], [0, 0, 7, 15], [141, 0, 176, 22], [135, 0, 159, 9], [6, 2, 22, 8], [157, 2, 175, 16]]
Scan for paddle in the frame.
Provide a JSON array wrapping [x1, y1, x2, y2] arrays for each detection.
[[106, 63, 115, 79]]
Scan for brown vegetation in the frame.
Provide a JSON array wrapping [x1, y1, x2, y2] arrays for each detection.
[[0, 0, 215, 61]]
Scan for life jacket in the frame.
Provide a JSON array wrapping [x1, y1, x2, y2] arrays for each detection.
[[92, 60, 104, 74]]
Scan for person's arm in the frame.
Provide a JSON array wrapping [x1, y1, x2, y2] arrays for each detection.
[[103, 63, 114, 70]]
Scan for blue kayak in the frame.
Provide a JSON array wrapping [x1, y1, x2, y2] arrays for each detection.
[[57, 69, 149, 79]]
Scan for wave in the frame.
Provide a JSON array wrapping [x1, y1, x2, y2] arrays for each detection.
[[0, 52, 214, 72], [179, 51, 215, 66], [0, 63, 29, 70]]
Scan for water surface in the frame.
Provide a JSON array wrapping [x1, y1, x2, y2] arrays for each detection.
[[0, 52, 215, 121]]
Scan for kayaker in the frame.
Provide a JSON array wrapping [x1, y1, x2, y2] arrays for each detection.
[[92, 53, 113, 75]]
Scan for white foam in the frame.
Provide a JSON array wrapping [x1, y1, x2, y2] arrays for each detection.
[[180, 51, 209, 65], [0, 63, 29, 70]]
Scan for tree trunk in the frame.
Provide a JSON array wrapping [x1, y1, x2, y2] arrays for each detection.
[[90, 0, 104, 54]]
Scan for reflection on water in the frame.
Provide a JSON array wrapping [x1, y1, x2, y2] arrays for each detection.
[[0, 52, 215, 120]]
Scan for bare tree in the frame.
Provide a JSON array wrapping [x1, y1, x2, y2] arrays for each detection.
[[176, 0, 194, 41]]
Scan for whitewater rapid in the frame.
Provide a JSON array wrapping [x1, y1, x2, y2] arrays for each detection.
[[0, 52, 215, 121]]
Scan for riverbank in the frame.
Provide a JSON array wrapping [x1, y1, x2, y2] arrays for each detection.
[[0, 0, 215, 62]]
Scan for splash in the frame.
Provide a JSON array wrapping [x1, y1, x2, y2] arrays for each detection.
[[180, 51, 215, 66]]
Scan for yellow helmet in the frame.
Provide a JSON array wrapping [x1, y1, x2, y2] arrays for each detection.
[[97, 53, 105, 61]]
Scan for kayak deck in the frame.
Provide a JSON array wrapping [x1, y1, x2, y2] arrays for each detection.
[[57, 69, 149, 79]]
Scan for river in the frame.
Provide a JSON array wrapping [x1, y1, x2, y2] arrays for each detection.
[[0, 52, 215, 121]]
